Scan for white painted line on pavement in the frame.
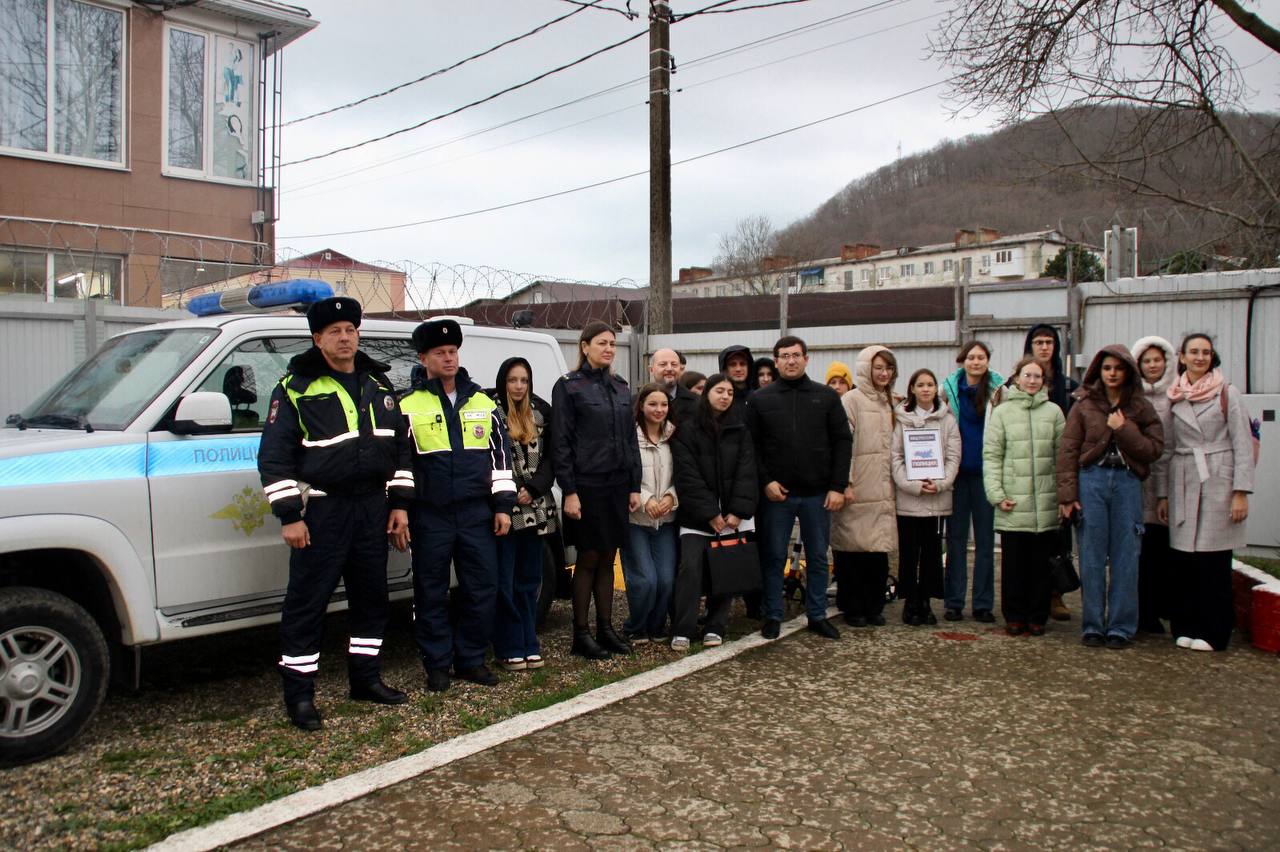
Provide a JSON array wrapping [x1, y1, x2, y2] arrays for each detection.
[[149, 608, 834, 852]]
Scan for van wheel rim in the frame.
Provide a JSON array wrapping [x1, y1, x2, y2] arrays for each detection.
[[0, 626, 81, 738]]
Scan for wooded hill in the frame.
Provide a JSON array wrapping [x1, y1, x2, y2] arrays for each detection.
[[776, 106, 1280, 271]]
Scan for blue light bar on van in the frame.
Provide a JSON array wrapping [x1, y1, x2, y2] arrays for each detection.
[[186, 279, 335, 317]]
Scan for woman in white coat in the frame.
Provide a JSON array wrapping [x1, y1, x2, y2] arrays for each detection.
[[1158, 333, 1255, 651]]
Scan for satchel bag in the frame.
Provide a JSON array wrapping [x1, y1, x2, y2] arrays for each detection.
[[1049, 518, 1081, 594], [705, 533, 762, 598]]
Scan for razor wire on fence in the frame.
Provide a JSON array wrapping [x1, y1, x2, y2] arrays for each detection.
[[1, 204, 1276, 320]]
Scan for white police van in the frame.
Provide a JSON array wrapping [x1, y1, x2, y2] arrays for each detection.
[[0, 284, 569, 764]]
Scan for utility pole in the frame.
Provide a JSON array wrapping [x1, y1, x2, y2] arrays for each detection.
[[647, 1, 673, 334], [779, 275, 789, 336]]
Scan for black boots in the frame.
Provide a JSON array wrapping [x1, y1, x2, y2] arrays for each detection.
[[596, 623, 633, 655], [286, 699, 322, 731], [571, 627, 611, 660]]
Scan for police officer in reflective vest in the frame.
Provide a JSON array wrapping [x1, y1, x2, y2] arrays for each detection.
[[399, 319, 516, 692], [258, 297, 414, 731]]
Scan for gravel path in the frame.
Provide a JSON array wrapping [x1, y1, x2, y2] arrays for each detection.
[[4, 589, 770, 851]]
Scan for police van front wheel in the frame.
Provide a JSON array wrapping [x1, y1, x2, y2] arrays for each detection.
[[0, 587, 109, 767]]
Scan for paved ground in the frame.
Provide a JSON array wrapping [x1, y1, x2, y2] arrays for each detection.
[[231, 598, 1280, 851]]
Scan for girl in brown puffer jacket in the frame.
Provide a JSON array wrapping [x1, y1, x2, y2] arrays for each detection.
[[1057, 345, 1163, 648]]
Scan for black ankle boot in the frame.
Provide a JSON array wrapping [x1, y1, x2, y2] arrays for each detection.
[[571, 627, 611, 660], [596, 623, 633, 654]]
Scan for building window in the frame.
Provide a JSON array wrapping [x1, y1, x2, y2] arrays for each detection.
[[843, 270, 853, 290], [702, 287, 710, 297], [900, 263, 915, 277], [532, 291, 544, 304], [860, 268, 870, 282], [164, 25, 256, 182], [923, 261, 934, 274], [877, 267, 891, 280], [942, 259, 954, 273], [995, 249, 1013, 264], [0, 0, 125, 164], [980, 254, 991, 269], [0, 246, 122, 301], [716, 285, 726, 297]]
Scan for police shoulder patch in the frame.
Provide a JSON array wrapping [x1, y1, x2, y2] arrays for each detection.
[[383, 395, 395, 410], [268, 399, 280, 424]]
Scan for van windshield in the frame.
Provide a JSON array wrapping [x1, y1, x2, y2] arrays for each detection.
[[15, 329, 219, 431]]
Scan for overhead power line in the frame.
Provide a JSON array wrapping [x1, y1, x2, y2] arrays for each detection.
[[279, 80, 945, 240], [283, 5, 935, 202], [556, 0, 638, 18], [282, 0, 914, 192], [673, 0, 819, 21], [283, 1, 608, 127], [281, 27, 648, 167]]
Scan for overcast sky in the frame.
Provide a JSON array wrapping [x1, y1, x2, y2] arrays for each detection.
[[272, 0, 1280, 303]]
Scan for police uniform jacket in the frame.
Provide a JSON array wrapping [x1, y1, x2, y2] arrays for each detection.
[[550, 365, 642, 495], [397, 366, 517, 515], [258, 347, 414, 525]]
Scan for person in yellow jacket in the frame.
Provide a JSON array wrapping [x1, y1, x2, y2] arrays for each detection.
[[398, 319, 516, 692]]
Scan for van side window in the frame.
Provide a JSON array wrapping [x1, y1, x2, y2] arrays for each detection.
[[356, 337, 419, 392], [195, 337, 309, 431]]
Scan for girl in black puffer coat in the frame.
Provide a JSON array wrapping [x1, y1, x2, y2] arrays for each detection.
[[669, 374, 759, 648]]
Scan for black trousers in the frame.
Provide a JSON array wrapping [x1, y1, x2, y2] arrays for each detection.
[[897, 516, 945, 613], [1000, 531, 1055, 626], [279, 491, 390, 704], [409, 501, 498, 671], [1170, 548, 1234, 650], [671, 534, 735, 639], [833, 551, 889, 619], [1138, 523, 1172, 628]]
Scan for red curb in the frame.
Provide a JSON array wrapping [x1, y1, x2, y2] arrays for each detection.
[[1251, 584, 1280, 654]]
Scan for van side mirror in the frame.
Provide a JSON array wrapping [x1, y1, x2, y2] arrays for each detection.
[[170, 392, 233, 435]]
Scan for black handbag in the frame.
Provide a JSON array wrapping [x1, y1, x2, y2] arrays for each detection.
[[1049, 517, 1081, 594], [705, 533, 762, 597]]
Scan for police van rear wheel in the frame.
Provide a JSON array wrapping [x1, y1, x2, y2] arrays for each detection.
[[0, 587, 109, 767]]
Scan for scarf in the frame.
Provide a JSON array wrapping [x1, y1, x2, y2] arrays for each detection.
[[1167, 367, 1224, 403]]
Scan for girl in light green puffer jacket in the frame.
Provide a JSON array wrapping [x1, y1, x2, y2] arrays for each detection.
[[983, 357, 1065, 634]]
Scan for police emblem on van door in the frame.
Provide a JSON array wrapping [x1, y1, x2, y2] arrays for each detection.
[[211, 486, 271, 537]]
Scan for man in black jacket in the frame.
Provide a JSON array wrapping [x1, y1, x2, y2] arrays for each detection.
[[1023, 323, 1078, 621], [650, 347, 699, 425], [258, 296, 413, 731], [745, 335, 852, 640]]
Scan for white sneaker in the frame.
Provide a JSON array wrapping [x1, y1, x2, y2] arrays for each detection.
[[1175, 636, 1193, 648], [702, 632, 723, 647], [1189, 638, 1214, 652], [670, 636, 690, 651]]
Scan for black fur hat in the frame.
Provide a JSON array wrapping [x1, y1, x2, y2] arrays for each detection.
[[306, 296, 362, 333], [412, 318, 463, 353]]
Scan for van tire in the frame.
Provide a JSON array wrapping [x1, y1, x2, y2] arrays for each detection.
[[0, 587, 109, 766]]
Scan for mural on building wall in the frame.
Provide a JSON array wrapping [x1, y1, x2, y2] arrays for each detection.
[[213, 37, 254, 180]]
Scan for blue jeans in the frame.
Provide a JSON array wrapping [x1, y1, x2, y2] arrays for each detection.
[[493, 528, 544, 659], [945, 470, 996, 613], [620, 523, 677, 636], [1079, 465, 1144, 640], [759, 494, 831, 622]]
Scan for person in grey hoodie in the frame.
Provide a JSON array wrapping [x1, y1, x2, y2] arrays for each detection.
[[1131, 335, 1176, 633]]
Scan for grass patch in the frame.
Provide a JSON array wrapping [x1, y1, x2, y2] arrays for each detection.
[[95, 779, 308, 852], [99, 749, 165, 771], [1239, 555, 1280, 581]]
